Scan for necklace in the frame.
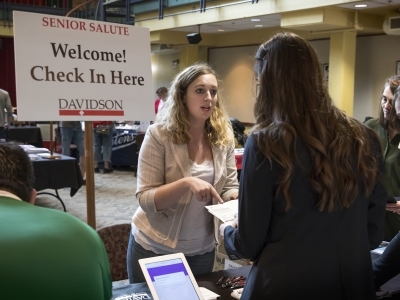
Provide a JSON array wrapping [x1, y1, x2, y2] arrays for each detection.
[[191, 136, 204, 151], [192, 139, 202, 150]]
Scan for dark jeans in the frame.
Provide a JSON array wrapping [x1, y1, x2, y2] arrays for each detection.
[[127, 233, 215, 283], [93, 127, 113, 163], [373, 231, 400, 289]]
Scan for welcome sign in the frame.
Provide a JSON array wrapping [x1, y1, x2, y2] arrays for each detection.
[[13, 11, 154, 121]]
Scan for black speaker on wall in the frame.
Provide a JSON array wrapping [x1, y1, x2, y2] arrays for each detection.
[[187, 33, 202, 44]]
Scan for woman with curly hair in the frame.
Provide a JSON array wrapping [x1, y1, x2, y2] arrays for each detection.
[[127, 62, 239, 283], [220, 32, 387, 299]]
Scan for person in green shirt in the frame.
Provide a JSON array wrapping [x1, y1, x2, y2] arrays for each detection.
[[365, 75, 400, 241], [0, 142, 112, 300]]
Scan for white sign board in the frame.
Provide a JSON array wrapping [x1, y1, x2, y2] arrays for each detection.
[[13, 11, 154, 121]]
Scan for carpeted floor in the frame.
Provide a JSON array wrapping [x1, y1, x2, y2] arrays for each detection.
[[34, 166, 139, 230]]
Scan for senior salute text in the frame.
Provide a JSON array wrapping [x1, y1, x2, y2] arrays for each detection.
[[42, 16, 129, 36]]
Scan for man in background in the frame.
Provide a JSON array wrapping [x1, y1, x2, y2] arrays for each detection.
[[0, 142, 112, 300], [59, 121, 86, 182], [0, 89, 14, 140]]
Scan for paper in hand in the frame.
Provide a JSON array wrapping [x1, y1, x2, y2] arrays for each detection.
[[205, 199, 238, 222]]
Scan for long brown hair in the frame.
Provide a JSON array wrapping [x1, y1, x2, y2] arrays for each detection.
[[253, 32, 378, 212]]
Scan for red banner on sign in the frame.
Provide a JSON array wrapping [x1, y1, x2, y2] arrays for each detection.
[[59, 110, 124, 116]]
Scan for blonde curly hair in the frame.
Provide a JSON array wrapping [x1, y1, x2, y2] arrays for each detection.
[[156, 62, 233, 147]]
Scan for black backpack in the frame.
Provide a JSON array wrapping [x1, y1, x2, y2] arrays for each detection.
[[230, 118, 248, 147]]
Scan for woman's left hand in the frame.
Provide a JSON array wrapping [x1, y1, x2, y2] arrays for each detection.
[[386, 202, 400, 214], [219, 218, 238, 238]]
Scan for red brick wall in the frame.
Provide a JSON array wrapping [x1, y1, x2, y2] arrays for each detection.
[[0, 37, 16, 107]]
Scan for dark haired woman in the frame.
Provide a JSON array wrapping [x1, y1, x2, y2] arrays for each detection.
[[373, 86, 400, 290], [220, 32, 387, 299], [365, 75, 400, 241]]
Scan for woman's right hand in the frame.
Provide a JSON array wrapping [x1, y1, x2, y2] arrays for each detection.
[[185, 177, 224, 204], [153, 176, 224, 211]]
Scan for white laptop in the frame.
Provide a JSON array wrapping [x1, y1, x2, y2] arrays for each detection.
[[138, 253, 205, 300]]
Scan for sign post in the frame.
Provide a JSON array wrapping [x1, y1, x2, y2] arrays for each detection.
[[84, 121, 95, 228]]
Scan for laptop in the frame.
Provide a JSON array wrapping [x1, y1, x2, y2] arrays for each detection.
[[138, 253, 205, 300]]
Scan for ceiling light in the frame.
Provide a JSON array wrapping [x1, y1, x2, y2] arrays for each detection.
[[355, 4, 367, 8], [255, 24, 263, 27], [218, 29, 225, 32], [251, 18, 260, 22]]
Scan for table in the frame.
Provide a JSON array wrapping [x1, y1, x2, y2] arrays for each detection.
[[234, 149, 244, 180], [111, 134, 240, 169], [32, 154, 84, 212], [111, 128, 138, 167], [112, 265, 251, 300], [7, 126, 43, 147], [112, 254, 400, 300]]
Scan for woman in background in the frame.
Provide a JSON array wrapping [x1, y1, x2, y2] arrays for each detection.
[[220, 32, 387, 299], [154, 86, 168, 115], [374, 86, 400, 290], [365, 75, 400, 241], [127, 62, 239, 283]]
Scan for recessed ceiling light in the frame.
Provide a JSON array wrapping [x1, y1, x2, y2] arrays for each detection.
[[218, 29, 225, 32], [255, 24, 263, 27], [251, 18, 260, 22], [355, 4, 367, 8]]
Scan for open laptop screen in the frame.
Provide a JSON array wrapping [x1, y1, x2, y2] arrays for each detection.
[[142, 257, 201, 300]]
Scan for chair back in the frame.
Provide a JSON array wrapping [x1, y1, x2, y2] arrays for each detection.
[[97, 223, 131, 281], [136, 133, 145, 152]]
